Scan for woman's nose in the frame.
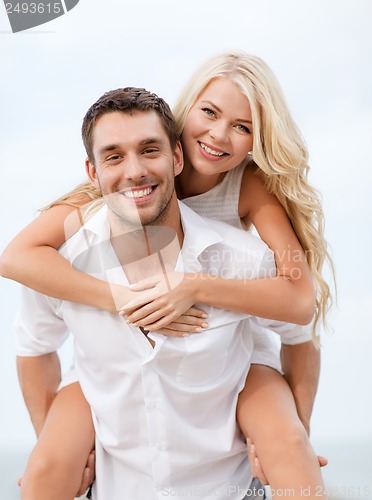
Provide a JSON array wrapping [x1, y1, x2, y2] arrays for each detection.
[[209, 121, 228, 143]]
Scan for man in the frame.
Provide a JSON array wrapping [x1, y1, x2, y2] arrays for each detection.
[[14, 88, 321, 499]]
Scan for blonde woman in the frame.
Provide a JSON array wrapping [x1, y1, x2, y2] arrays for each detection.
[[1, 52, 332, 499]]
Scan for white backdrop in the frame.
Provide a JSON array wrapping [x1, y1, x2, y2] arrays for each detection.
[[1, 1, 371, 498]]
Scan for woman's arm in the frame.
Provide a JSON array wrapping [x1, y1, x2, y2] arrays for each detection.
[[123, 167, 315, 330], [191, 166, 315, 323], [237, 165, 316, 322], [0, 203, 117, 311], [0, 201, 208, 335]]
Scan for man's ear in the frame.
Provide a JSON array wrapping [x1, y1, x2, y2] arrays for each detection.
[[173, 141, 184, 177], [85, 158, 100, 189]]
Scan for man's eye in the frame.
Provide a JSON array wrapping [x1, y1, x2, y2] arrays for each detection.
[[202, 107, 216, 117], [107, 155, 121, 161], [143, 148, 159, 155]]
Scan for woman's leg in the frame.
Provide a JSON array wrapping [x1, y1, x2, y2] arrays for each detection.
[[237, 365, 327, 499], [21, 382, 95, 500]]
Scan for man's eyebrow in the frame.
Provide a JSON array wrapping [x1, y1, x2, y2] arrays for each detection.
[[139, 137, 164, 146], [201, 100, 252, 124], [98, 138, 164, 157], [98, 144, 121, 156]]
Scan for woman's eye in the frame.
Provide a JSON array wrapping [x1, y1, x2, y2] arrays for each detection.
[[235, 124, 251, 134], [202, 107, 216, 117]]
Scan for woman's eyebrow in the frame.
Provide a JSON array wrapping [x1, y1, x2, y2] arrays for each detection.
[[200, 100, 252, 124]]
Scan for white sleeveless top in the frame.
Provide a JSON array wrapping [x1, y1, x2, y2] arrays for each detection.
[[181, 162, 247, 230]]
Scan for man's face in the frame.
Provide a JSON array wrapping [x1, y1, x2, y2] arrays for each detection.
[[86, 110, 183, 228]]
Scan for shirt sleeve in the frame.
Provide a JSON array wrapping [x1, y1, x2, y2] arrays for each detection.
[[253, 317, 313, 345], [13, 286, 69, 357], [248, 318, 283, 374]]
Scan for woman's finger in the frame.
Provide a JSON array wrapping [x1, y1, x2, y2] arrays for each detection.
[[120, 291, 160, 314], [184, 307, 208, 318], [128, 307, 167, 327], [156, 325, 204, 337], [171, 314, 208, 327], [128, 275, 162, 291], [124, 300, 162, 322]]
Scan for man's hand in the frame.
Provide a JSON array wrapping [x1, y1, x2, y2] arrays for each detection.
[[76, 450, 96, 497], [246, 438, 269, 485], [75, 450, 96, 498], [17, 450, 96, 497]]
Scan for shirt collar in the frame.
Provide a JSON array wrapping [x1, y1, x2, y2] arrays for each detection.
[[178, 201, 224, 262], [81, 202, 110, 243], [81, 200, 224, 260]]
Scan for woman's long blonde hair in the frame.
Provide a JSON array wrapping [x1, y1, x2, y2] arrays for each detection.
[[174, 51, 335, 337], [49, 52, 335, 337]]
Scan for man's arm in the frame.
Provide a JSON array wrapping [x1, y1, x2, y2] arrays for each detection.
[[17, 353, 61, 437], [280, 341, 320, 435]]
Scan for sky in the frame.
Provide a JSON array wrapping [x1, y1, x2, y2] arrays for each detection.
[[1, 0, 372, 496]]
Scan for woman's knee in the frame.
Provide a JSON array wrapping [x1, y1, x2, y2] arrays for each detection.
[[24, 443, 81, 486], [263, 420, 315, 461]]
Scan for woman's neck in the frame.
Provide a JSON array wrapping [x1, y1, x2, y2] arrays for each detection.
[[176, 157, 226, 199]]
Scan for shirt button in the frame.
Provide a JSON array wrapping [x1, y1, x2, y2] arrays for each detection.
[[148, 399, 158, 409]]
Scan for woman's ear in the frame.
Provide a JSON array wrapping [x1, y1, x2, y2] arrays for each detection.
[[173, 141, 184, 177]]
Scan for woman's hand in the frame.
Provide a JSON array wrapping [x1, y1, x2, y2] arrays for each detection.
[[146, 307, 209, 337], [120, 272, 205, 331]]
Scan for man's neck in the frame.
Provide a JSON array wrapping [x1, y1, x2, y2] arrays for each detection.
[[107, 207, 184, 285]]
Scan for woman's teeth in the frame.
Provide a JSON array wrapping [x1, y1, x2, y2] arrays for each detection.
[[124, 187, 153, 199], [200, 143, 225, 156]]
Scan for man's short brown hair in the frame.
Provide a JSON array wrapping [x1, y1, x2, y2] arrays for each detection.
[[82, 87, 179, 163]]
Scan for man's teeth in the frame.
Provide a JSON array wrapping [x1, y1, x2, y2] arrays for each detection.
[[200, 143, 225, 156], [124, 187, 153, 199]]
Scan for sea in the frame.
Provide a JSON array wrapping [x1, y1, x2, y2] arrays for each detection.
[[0, 440, 371, 500]]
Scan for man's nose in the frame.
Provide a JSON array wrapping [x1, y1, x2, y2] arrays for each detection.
[[124, 155, 148, 181]]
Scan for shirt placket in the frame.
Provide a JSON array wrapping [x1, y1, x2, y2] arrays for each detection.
[[141, 344, 171, 495]]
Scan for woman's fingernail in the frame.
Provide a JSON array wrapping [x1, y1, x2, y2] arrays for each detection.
[[201, 313, 208, 318], [183, 333, 190, 337], [195, 327, 203, 333], [201, 322, 208, 328]]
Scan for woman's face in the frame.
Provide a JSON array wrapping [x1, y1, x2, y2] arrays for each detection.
[[181, 78, 253, 176]]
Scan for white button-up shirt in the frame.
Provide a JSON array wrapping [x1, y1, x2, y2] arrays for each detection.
[[14, 202, 311, 500]]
